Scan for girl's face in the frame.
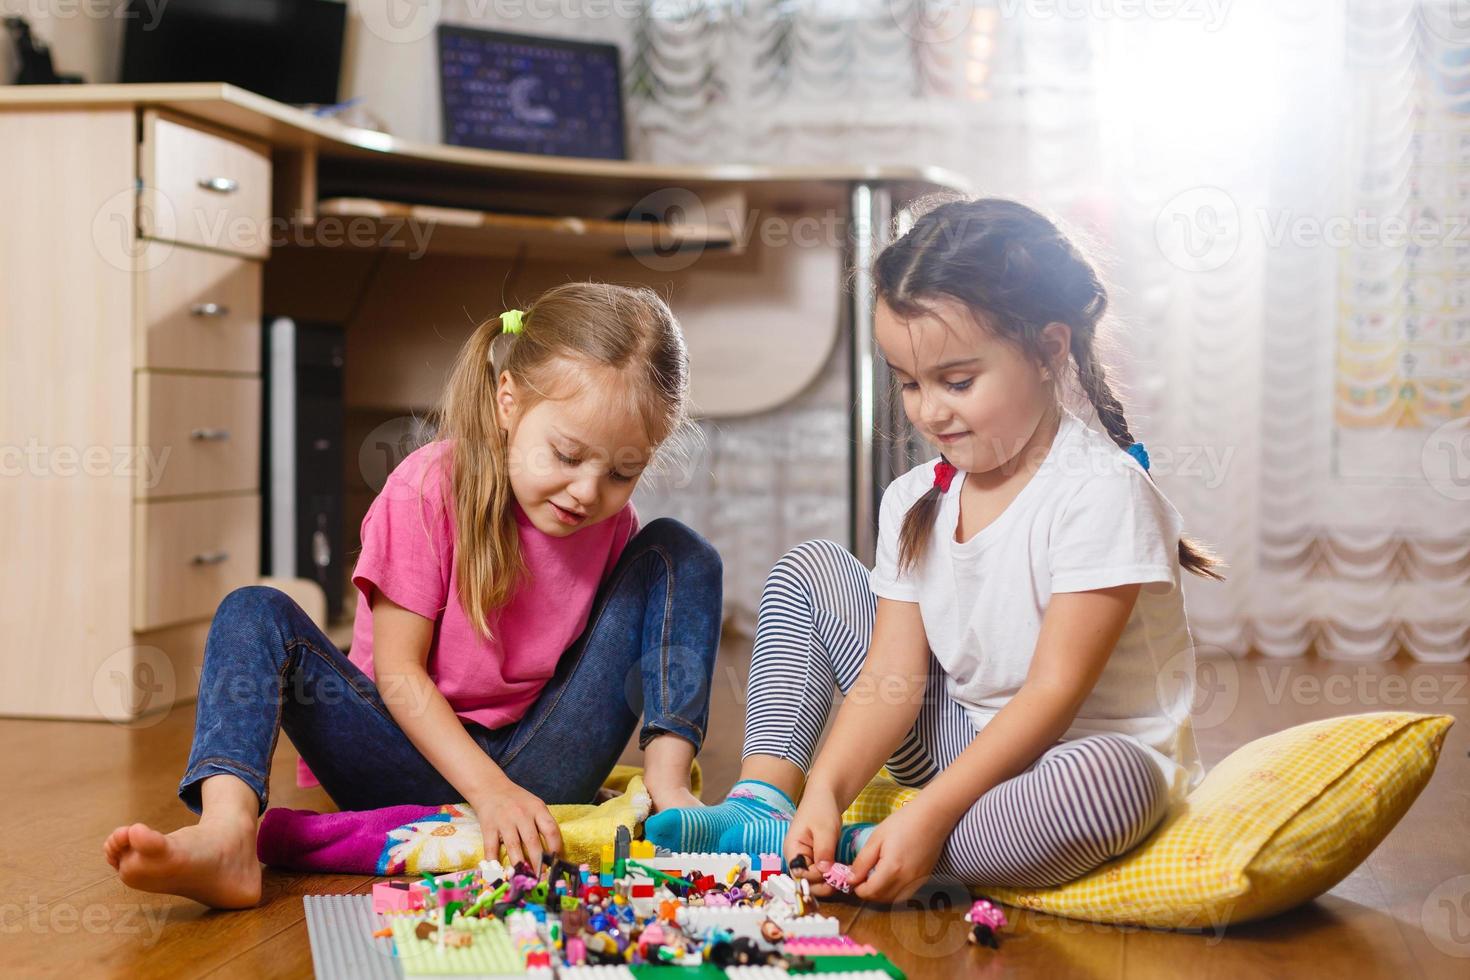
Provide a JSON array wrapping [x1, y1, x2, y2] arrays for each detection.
[[496, 359, 655, 537], [875, 297, 1069, 477]]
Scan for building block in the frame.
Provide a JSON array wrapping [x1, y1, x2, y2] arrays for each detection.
[[371, 879, 429, 913]]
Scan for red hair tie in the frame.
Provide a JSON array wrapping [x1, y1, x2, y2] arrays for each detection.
[[933, 459, 958, 493]]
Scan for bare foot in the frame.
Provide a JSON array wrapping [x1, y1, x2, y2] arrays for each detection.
[[646, 785, 705, 813], [104, 816, 262, 909]]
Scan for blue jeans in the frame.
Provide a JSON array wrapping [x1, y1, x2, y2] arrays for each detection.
[[178, 518, 723, 815]]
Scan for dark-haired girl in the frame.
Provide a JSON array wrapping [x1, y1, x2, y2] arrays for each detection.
[[647, 197, 1225, 902]]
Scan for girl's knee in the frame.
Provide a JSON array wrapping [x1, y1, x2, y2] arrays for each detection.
[[766, 539, 860, 593], [775, 538, 850, 570], [1050, 734, 1171, 847], [640, 517, 722, 580], [215, 585, 301, 627], [206, 586, 330, 678]]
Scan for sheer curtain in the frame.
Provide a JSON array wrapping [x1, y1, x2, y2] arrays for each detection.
[[627, 0, 1470, 660]]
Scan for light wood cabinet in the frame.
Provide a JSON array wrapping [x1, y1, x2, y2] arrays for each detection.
[[1, 107, 266, 720], [135, 373, 261, 498], [134, 495, 261, 631], [139, 111, 272, 259], [135, 247, 262, 372]]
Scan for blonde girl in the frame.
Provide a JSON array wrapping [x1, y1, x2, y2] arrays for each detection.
[[106, 282, 723, 907]]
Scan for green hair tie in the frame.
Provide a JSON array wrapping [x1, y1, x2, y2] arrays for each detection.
[[500, 309, 526, 335]]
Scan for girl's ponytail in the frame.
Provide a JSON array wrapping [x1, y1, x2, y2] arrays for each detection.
[[437, 312, 526, 639], [897, 472, 945, 573]]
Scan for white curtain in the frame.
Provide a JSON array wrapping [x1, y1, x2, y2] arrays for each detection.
[[627, 0, 1470, 660]]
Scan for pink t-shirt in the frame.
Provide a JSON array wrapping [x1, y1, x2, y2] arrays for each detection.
[[297, 439, 638, 787]]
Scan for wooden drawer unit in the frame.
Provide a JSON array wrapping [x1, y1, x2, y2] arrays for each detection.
[[140, 111, 272, 259], [136, 373, 261, 498], [134, 495, 261, 631], [136, 247, 262, 372]]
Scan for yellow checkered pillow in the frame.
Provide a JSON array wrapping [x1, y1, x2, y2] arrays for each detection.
[[842, 769, 921, 825], [979, 711, 1453, 929]]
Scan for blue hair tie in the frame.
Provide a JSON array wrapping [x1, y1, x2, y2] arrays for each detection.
[[1126, 442, 1150, 471]]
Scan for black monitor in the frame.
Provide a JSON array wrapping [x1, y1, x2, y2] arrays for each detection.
[[437, 24, 626, 160], [120, 0, 345, 106]]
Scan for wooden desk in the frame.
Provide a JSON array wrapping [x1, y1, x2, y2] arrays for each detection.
[[0, 83, 965, 720]]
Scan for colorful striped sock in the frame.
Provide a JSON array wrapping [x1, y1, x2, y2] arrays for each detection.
[[643, 779, 795, 853], [717, 819, 879, 866], [837, 822, 877, 863]]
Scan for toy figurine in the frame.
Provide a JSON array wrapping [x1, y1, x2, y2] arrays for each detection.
[[822, 862, 855, 893], [479, 858, 506, 884], [965, 898, 1008, 949]]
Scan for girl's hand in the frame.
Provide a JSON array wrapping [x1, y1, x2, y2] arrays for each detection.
[[847, 798, 949, 904], [784, 786, 843, 897], [470, 778, 563, 869]]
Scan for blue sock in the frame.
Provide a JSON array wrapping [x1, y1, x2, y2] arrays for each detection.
[[837, 822, 877, 863], [643, 779, 796, 853], [718, 819, 878, 866]]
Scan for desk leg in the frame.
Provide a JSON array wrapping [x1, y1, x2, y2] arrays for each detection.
[[847, 182, 894, 565]]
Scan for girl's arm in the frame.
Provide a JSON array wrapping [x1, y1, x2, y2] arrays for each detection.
[[807, 596, 932, 805], [916, 583, 1142, 820], [371, 594, 563, 867], [849, 582, 1143, 902]]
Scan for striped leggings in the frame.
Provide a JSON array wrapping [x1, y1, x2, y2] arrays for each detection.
[[743, 539, 1171, 889]]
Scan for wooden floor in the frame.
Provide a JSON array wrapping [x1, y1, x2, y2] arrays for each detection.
[[4, 643, 1467, 979]]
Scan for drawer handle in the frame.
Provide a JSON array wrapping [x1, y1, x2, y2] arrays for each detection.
[[198, 176, 239, 194], [190, 302, 230, 318], [189, 428, 231, 442], [190, 551, 231, 566]]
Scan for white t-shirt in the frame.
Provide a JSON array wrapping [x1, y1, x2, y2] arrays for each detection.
[[869, 410, 1205, 804]]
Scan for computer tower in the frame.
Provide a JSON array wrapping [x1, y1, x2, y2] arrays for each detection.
[[262, 317, 346, 620]]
